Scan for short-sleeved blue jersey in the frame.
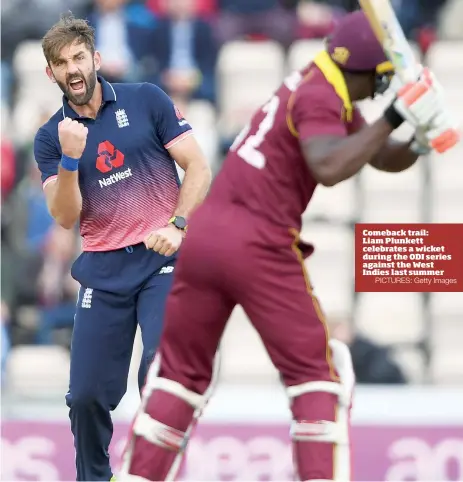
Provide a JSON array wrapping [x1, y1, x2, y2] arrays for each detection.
[[34, 77, 192, 251]]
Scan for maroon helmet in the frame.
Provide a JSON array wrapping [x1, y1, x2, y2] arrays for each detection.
[[327, 10, 393, 74]]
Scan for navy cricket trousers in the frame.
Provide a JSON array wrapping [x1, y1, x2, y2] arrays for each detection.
[[66, 243, 176, 481]]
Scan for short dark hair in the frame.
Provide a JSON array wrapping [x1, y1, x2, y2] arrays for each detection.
[[42, 13, 95, 65]]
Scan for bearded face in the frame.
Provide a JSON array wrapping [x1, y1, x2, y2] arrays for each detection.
[[48, 40, 99, 106]]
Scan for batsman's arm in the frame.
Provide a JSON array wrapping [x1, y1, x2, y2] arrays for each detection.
[[167, 135, 212, 218], [290, 83, 405, 186], [300, 118, 394, 186], [369, 138, 418, 173], [34, 129, 82, 230]]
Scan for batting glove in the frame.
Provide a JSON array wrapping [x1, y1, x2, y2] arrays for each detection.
[[393, 68, 460, 154]]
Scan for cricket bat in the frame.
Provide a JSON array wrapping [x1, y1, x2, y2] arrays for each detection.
[[358, 0, 421, 85]]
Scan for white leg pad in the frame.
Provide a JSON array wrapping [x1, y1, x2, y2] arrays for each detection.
[[147, 376, 204, 409], [119, 351, 223, 481], [291, 419, 348, 444], [287, 381, 345, 401], [287, 341, 355, 482], [133, 412, 186, 452]]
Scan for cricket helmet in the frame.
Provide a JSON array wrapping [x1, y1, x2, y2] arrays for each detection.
[[327, 10, 395, 93]]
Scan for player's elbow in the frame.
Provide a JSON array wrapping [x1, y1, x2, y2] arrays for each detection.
[[57, 218, 78, 230], [49, 206, 80, 230], [310, 167, 340, 187], [317, 174, 339, 187], [52, 213, 79, 230], [302, 139, 345, 187]]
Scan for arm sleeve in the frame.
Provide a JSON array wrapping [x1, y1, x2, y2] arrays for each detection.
[[290, 83, 348, 141], [34, 128, 61, 188], [143, 83, 193, 149]]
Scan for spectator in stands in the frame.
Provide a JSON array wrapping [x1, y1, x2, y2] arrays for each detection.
[[4, 159, 55, 312], [1, 301, 11, 385], [216, 0, 296, 47], [35, 225, 79, 346], [293, 1, 343, 40], [395, 0, 448, 55], [396, 0, 447, 39], [1, 0, 91, 65], [1, 125, 16, 202], [150, 0, 218, 109], [89, 0, 158, 83], [1, 62, 13, 105], [147, 0, 217, 18], [329, 317, 408, 384]]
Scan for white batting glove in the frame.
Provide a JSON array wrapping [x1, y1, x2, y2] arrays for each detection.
[[411, 111, 461, 155], [393, 68, 460, 154], [394, 68, 446, 128]]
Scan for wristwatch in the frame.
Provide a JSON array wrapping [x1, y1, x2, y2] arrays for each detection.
[[169, 216, 188, 231]]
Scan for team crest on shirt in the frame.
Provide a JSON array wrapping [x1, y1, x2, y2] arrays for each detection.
[[115, 108, 129, 128], [174, 105, 188, 127]]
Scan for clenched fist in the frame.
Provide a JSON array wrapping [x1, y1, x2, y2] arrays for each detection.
[[58, 117, 88, 159], [144, 224, 183, 257]]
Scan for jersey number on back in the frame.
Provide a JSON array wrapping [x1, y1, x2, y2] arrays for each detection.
[[230, 96, 280, 169], [230, 71, 302, 169]]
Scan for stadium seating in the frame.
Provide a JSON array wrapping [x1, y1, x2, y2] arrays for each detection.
[[430, 292, 463, 384], [186, 100, 219, 170], [217, 40, 286, 139], [427, 41, 463, 82], [12, 40, 62, 145], [304, 224, 354, 315], [287, 39, 325, 72], [303, 179, 357, 223], [355, 292, 425, 345], [6, 345, 70, 398]]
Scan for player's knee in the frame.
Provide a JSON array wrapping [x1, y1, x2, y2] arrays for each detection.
[[67, 390, 98, 411], [67, 386, 115, 411], [156, 355, 212, 396]]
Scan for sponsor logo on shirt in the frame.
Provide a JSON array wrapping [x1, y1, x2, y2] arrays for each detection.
[[96, 140, 133, 188], [98, 168, 133, 188]]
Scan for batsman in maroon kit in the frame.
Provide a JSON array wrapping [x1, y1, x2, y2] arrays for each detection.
[[120, 10, 459, 482]]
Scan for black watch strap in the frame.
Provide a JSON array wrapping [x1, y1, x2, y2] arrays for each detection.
[[169, 216, 187, 231]]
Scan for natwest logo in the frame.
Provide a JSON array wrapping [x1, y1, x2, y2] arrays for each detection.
[[96, 140, 125, 173], [99, 168, 133, 188]]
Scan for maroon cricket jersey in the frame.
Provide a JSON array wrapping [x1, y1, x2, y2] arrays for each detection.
[[209, 51, 365, 236]]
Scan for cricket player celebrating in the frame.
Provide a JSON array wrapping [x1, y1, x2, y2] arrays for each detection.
[[33, 15, 211, 482], [119, 10, 460, 482]]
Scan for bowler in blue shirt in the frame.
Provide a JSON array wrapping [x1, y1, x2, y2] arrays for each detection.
[[34, 14, 211, 481]]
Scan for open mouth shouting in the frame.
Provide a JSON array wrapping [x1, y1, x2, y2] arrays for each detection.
[[69, 77, 86, 96]]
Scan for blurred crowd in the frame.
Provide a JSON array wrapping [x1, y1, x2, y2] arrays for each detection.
[[0, 0, 455, 385]]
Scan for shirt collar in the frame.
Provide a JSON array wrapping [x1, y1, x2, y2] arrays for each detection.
[[313, 51, 353, 122], [61, 75, 117, 119]]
